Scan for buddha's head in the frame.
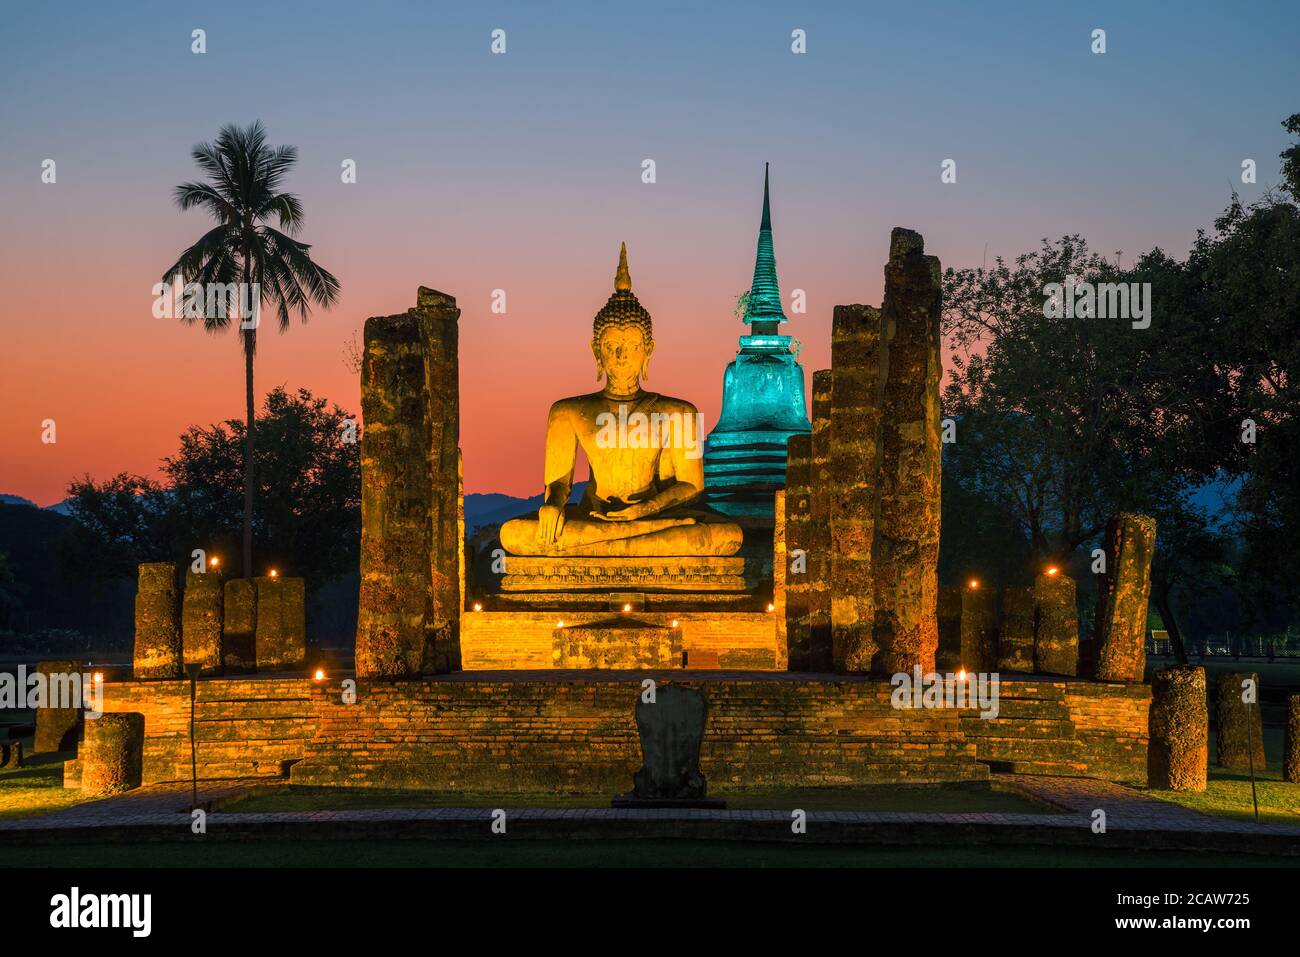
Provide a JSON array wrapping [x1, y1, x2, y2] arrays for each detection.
[[592, 243, 654, 392]]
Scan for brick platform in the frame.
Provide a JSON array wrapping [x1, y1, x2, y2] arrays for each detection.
[[87, 673, 1150, 793]]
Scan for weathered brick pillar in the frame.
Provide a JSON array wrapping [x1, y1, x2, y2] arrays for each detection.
[[1094, 513, 1157, 682], [1148, 665, 1208, 792], [222, 579, 257, 673], [357, 306, 434, 678], [80, 713, 144, 795], [1284, 694, 1300, 783], [783, 434, 813, 670], [873, 228, 942, 675], [419, 288, 462, 674], [34, 659, 81, 753], [1214, 672, 1267, 771], [808, 369, 833, 672], [997, 587, 1035, 672], [829, 305, 884, 672], [1033, 571, 1078, 676], [773, 489, 788, 661], [255, 576, 306, 671], [937, 584, 997, 673], [182, 567, 224, 676], [133, 562, 181, 680]]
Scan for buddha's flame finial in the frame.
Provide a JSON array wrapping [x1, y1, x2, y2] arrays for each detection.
[[615, 241, 632, 292]]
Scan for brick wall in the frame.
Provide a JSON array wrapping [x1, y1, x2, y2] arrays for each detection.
[[94, 674, 1150, 792]]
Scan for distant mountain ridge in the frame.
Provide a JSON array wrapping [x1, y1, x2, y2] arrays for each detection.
[[0, 495, 71, 515], [464, 482, 586, 532]]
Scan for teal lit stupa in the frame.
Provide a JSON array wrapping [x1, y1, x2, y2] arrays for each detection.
[[704, 165, 811, 518]]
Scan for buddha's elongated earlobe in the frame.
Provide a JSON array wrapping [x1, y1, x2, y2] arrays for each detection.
[[639, 357, 650, 381]]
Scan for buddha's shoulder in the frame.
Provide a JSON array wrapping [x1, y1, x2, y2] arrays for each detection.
[[644, 393, 699, 416]]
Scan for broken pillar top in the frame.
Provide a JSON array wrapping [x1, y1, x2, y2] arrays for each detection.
[[415, 286, 459, 315], [889, 227, 925, 260]]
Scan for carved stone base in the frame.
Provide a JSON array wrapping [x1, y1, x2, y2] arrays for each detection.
[[501, 556, 747, 593], [552, 617, 684, 669]]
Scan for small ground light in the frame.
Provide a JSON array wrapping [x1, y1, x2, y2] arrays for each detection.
[[1045, 566, 1059, 577], [269, 569, 279, 578], [473, 602, 482, 612], [967, 579, 979, 589], [209, 556, 219, 568], [93, 672, 104, 684], [556, 620, 564, 628], [313, 668, 326, 682], [766, 602, 775, 612], [671, 619, 679, 628], [623, 603, 631, 612], [958, 669, 967, 681]]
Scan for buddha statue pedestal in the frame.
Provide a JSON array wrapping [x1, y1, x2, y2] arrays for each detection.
[[501, 555, 748, 598], [552, 617, 684, 669]]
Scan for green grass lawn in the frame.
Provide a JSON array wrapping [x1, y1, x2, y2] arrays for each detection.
[[0, 751, 91, 821], [1, 838, 1295, 868], [216, 781, 1053, 815]]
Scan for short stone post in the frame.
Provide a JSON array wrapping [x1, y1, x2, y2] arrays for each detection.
[[34, 659, 82, 753], [222, 578, 257, 673], [1094, 513, 1157, 682], [133, 562, 181, 680], [1, 741, 23, 769], [997, 587, 1035, 672], [182, 567, 224, 676], [829, 304, 884, 672], [873, 228, 943, 675], [1147, 665, 1208, 792], [80, 713, 145, 795], [255, 576, 307, 672], [782, 434, 813, 670], [1284, 694, 1300, 784], [937, 583, 997, 673], [1214, 672, 1267, 771], [1033, 570, 1078, 676]]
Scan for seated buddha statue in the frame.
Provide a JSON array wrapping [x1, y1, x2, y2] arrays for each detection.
[[499, 244, 743, 558]]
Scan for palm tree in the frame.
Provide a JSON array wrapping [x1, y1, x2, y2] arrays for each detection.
[[163, 122, 340, 578]]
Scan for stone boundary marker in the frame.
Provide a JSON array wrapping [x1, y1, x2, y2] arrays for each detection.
[[1148, 665, 1207, 792], [182, 567, 224, 675], [1285, 694, 1300, 784], [255, 576, 307, 671], [222, 578, 257, 673], [34, 658, 81, 753], [80, 713, 145, 795], [1214, 671, 1267, 771]]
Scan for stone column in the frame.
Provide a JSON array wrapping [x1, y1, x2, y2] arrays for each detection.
[[222, 579, 257, 673], [80, 713, 145, 795], [419, 288, 462, 674], [1147, 665, 1208, 792], [1033, 571, 1078, 676], [34, 659, 81, 754], [1094, 513, 1157, 682], [182, 567, 224, 676], [873, 228, 943, 675], [133, 562, 181, 680], [773, 488, 788, 660], [1214, 672, 1267, 771], [255, 576, 306, 672], [937, 584, 997, 673], [357, 306, 433, 678], [808, 369, 833, 672], [783, 434, 813, 670], [829, 304, 884, 672], [1284, 694, 1300, 784], [997, 587, 1035, 672]]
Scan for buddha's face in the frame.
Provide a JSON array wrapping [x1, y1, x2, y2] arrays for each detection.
[[593, 324, 652, 389]]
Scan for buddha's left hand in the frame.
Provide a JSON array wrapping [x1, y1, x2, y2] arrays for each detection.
[[592, 502, 651, 522]]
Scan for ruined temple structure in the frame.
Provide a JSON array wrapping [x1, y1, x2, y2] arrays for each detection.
[[108, 217, 1164, 796]]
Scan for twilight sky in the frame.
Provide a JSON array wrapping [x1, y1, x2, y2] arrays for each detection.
[[2, 0, 1297, 505]]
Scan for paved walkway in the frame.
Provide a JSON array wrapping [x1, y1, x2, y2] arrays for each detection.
[[3, 774, 1299, 854]]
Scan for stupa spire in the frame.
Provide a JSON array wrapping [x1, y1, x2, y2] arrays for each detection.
[[744, 163, 787, 325]]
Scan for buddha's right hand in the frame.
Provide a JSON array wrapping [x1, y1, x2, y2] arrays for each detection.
[[536, 504, 566, 544]]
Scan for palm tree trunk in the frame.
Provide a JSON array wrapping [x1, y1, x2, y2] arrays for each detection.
[[242, 254, 255, 579]]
